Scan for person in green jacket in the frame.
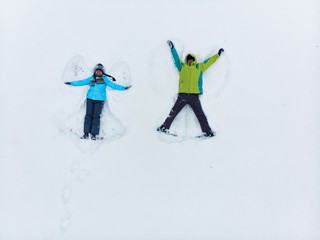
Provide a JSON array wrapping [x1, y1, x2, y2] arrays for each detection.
[[157, 40, 224, 137]]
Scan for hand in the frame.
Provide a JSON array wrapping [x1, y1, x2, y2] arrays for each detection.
[[218, 48, 224, 56], [167, 40, 174, 49], [125, 86, 131, 90], [64, 82, 71, 85]]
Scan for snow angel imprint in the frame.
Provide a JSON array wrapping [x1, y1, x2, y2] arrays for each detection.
[[65, 63, 131, 140]]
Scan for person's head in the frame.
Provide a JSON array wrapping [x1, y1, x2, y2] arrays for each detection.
[[186, 54, 196, 64], [94, 63, 105, 76]]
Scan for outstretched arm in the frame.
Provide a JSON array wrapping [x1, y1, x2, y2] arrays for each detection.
[[103, 76, 126, 91], [68, 75, 93, 86], [168, 40, 183, 72]]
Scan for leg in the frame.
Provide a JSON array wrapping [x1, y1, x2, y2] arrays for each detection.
[[189, 95, 212, 132], [91, 100, 104, 135], [84, 99, 94, 134], [162, 94, 188, 129]]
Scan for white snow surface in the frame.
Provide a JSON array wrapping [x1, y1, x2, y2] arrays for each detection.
[[1, 0, 320, 239]]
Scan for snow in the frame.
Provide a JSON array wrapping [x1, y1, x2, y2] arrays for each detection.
[[1, 0, 320, 239]]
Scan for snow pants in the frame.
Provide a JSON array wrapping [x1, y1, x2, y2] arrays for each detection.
[[84, 98, 104, 135], [162, 93, 212, 132]]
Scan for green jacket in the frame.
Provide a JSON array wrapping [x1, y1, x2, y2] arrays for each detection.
[[170, 48, 220, 94]]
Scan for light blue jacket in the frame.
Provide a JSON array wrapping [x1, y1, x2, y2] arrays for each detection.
[[70, 75, 126, 101]]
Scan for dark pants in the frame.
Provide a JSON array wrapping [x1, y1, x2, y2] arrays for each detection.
[[163, 93, 212, 132], [84, 98, 104, 135]]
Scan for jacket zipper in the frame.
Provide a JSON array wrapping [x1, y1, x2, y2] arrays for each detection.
[[188, 65, 192, 93]]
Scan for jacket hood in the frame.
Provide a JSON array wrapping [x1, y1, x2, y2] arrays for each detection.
[[185, 54, 197, 65]]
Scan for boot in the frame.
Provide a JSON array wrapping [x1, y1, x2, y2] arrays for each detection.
[[157, 125, 169, 133], [203, 130, 216, 137], [80, 133, 89, 139]]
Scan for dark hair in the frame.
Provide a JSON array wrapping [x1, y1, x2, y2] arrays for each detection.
[[186, 54, 195, 61]]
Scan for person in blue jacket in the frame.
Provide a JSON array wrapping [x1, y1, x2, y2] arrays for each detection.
[[65, 63, 131, 140]]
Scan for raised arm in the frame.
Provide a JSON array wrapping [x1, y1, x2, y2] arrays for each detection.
[[199, 48, 224, 72], [168, 40, 183, 72]]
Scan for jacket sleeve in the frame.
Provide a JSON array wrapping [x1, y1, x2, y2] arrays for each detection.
[[104, 76, 126, 91], [199, 54, 220, 72], [70, 75, 93, 86], [170, 48, 183, 72]]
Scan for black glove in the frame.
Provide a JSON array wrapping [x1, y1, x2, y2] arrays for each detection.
[[167, 40, 174, 49], [218, 48, 224, 56], [125, 86, 131, 90], [65, 82, 71, 85]]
